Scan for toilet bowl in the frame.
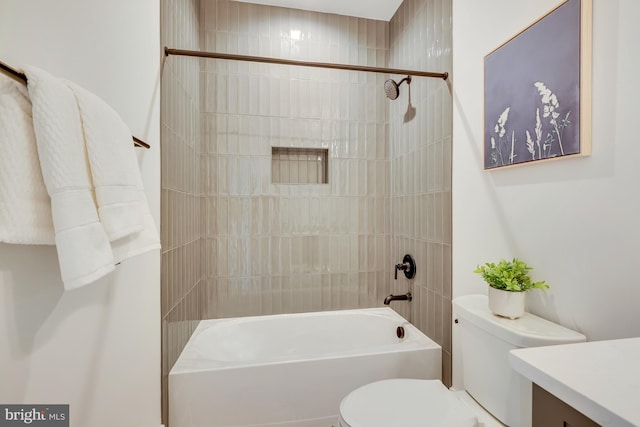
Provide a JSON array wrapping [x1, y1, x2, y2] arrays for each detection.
[[338, 379, 502, 427], [338, 295, 586, 427]]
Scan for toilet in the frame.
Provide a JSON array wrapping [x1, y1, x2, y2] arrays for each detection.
[[338, 294, 586, 427]]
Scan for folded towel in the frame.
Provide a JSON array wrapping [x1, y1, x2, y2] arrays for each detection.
[[0, 75, 54, 244], [66, 82, 160, 262], [23, 66, 160, 289], [24, 66, 116, 289], [66, 82, 144, 241]]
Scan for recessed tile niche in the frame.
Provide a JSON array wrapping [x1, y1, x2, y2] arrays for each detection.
[[271, 147, 329, 184]]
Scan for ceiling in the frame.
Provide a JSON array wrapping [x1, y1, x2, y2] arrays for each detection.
[[233, 0, 404, 21]]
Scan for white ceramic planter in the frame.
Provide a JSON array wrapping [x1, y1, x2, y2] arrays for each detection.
[[488, 286, 525, 319]]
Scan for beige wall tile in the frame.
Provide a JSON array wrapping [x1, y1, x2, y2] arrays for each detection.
[[162, 0, 453, 412], [201, 0, 391, 318], [389, 0, 453, 385]]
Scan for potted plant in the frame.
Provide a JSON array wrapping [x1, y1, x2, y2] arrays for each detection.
[[474, 258, 549, 319]]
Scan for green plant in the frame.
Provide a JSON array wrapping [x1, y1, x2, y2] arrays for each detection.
[[474, 258, 549, 292]]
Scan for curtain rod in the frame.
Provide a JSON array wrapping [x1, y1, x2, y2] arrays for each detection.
[[0, 59, 151, 149], [164, 47, 449, 80]]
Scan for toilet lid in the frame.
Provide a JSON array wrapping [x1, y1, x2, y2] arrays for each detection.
[[339, 379, 480, 427]]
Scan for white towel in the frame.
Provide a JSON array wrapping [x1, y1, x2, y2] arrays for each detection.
[[66, 82, 144, 241], [23, 66, 160, 289], [0, 75, 54, 244], [24, 66, 115, 289], [66, 82, 160, 263]]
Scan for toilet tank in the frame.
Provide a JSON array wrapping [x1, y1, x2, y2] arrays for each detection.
[[453, 295, 585, 427]]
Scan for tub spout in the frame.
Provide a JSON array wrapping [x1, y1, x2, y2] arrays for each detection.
[[384, 292, 412, 305]]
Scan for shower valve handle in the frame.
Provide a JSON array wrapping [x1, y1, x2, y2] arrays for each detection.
[[395, 263, 408, 280], [394, 254, 416, 280]]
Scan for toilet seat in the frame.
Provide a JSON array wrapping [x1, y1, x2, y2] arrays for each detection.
[[338, 379, 485, 427]]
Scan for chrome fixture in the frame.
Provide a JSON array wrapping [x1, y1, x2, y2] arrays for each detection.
[[384, 292, 412, 305], [395, 254, 416, 280], [384, 75, 411, 100]]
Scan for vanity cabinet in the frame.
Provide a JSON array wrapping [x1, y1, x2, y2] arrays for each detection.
[[533, 384, 600, 427], [511, 338, 640, 427]]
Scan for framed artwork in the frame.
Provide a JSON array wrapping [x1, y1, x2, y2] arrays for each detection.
[[483, 0, 592, 170]]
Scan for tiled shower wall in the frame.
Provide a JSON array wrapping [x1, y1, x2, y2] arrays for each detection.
[[201, 0, 392, 318], [160, 0, 203, 423], [389, 0, 453, 386], [161, 2, 454, 419]]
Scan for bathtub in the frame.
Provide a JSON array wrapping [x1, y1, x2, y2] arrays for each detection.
[[169, 307, 441, 427]]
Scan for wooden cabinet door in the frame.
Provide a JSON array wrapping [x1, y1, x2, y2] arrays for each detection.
[[533, 384, 601, 427]]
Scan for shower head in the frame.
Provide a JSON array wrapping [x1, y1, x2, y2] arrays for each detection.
[[384, 75, 412, 100]]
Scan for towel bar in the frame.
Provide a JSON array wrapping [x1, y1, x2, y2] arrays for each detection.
[[0, 59, 151, 149]]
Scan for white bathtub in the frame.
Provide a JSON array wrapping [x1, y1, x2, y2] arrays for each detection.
[[169, 307, 441, 427]]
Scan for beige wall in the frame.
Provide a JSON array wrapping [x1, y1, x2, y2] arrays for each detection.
[[389, 0, 453, 386], [160, 0, 203, 424], [202, 0, 392, 318], [0, 1, 161, 426]]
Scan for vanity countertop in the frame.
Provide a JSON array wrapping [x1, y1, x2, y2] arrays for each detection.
[[509, 337, 640, 427]]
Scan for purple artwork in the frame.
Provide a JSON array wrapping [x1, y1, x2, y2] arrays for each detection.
[[484, 0, 582, 169]]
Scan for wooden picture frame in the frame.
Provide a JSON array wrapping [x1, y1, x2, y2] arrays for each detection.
[[483, 0, 592, 170]]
